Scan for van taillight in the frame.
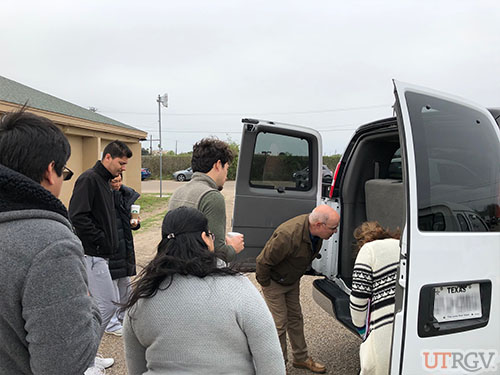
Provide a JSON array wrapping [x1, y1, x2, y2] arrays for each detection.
[[329, 162, 340, 198]]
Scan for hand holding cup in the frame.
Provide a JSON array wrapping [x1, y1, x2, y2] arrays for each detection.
[[226, 231, 245, 254], [131, 204, 140, 226]]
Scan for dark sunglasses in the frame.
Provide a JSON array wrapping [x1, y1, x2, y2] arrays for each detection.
[[208, 231, 215, 241], [62, 166, 74, 181]]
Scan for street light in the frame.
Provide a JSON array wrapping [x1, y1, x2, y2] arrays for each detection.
[[157, 93, 168, 197]]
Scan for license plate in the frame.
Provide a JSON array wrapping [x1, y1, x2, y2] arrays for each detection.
[[433, 283, 482, 322]]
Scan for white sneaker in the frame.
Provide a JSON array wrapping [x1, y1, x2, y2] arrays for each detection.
[[95, 355, 114, 369], [104, 327, 123, 337], [84, 365, 105, 375]]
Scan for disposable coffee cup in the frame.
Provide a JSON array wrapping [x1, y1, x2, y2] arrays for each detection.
[[131, 204, 140, 221], [227, 231, 242, 238]]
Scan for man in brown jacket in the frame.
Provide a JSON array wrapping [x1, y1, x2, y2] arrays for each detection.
[[256, 205, 340, 374]]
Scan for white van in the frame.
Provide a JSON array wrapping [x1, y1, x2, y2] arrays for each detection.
[[232, 81, 500, 374]]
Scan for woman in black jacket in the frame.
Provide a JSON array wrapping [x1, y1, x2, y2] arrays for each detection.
[[105, 173, 140, 336]]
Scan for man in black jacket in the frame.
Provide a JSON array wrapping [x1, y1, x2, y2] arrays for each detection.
[[105, 173, 140, 335], [69, 140, 133, 373]]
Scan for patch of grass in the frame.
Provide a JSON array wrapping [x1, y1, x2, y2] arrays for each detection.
[[139, 210, 169, 232], [148, 175, 174, 181], [135, 193, 170, 213], [133, 193, 170, 234]]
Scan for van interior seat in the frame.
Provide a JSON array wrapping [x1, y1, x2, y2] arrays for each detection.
[[365, 178, 405, 231]]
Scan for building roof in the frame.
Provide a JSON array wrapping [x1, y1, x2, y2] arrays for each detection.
[[0, 75, 141, 131]]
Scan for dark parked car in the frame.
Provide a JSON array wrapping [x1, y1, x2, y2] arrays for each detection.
[[292, 164, 333, 189], [172, 167, 193, 181], [141, 168, 152, 181]]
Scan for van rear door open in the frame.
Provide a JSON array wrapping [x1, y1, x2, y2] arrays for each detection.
[[391, 81, 500, 373], [232, 120, 323, 268]]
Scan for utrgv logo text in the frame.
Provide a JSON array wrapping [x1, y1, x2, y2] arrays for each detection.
[[422, 350, 498, 373]]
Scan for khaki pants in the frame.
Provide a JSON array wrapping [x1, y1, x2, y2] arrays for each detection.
[[261, 279, 308, 363]]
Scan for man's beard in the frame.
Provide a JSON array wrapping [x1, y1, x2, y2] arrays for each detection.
[[217, 185, 223, 191]]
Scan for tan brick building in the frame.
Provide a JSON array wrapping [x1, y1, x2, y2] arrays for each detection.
[[0, 75, 147, 206]]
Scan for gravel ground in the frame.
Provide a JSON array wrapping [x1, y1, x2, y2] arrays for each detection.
[[99, 180, 361, 374]]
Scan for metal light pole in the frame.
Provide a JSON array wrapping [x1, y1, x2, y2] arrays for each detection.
[[157, 93, 168, 197]]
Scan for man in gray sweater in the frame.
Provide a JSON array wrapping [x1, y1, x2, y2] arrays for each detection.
[[0, 109, 101, 374], [168, 138, 244, 262]]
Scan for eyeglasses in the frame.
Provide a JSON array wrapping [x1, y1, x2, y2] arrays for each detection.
[[62, 166, 74, 181], [208, 231, 215, 241], [322, 223, 338, 231]]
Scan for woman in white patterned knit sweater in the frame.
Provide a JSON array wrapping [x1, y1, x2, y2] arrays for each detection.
[[350, 222, 401, 375], [122, 207, 285, 375]]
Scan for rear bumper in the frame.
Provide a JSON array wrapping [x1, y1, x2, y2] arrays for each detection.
[[312, 278, 359, 336]]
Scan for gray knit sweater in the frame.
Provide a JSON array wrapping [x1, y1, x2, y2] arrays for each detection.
[[0, 164, 101, 374], [123, 274, 286, 375]]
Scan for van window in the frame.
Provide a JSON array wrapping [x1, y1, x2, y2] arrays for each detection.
[[457, 214, 469, 231], [405, 92, 500, 232], [249, 132, 310, 190], [388, 148, 402, 180]]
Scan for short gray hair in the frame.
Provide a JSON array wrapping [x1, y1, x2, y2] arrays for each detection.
[[309, 209, 329, 224]]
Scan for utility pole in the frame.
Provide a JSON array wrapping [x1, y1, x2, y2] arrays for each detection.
[[175, 140, 178, 155], [149, 134, 160, 155], [157, 93, 168, 197]]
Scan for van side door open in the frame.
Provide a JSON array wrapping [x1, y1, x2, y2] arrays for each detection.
[[391, 81, 500, 373]]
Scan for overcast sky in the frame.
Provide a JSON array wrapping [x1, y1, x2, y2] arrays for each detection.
[[1, 0, 499, 155]]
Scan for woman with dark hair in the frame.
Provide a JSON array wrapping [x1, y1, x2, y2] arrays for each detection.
[[105, 173, 140, 337], [349, 222, 401, 375], [123, 206, 285, 375]]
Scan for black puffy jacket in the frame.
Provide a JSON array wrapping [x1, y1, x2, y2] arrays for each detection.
[[108, 185, 140, 280]]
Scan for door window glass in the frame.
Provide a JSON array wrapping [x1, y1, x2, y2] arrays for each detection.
[[468, 214, 488, 231], [250, 132, 310, 190], [388, 148, 402, 180], [405, 92, 500, 232], [457, 214, 469, 231]]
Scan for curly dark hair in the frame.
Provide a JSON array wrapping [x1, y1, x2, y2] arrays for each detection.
[[353, 221, 401, 256], [123, 207, 238, 313], [191, 137, 234, 173]]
